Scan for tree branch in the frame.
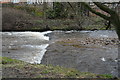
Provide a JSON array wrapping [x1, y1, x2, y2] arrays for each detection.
[[82, 2, 110, 21], [67, 2, 76, 13], [93, 2, 116, 15]]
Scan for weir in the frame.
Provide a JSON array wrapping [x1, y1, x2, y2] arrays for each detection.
[[2, 30, 119, 76], [2, 31, 52, 64]]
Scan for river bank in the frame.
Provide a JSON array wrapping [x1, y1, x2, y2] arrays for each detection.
[[2, 7, 115, 31], [2, 57, 114, 78]]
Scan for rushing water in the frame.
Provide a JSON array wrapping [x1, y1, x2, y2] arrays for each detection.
[[2, 30, 119, 77], [2, 31, 52, 64]]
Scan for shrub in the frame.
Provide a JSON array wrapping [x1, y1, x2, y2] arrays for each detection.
[[46, 2, 68, 19], [46, 9, 55, 19], [2, 7, 32, 30], [14, 5, 43, 17]]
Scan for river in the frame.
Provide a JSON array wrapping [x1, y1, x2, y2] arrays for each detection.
[[2, 30, 119, 77]]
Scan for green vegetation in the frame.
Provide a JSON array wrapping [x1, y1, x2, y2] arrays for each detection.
[[2, 3, 116, 31], [1, 57, 114, 78], [46, 2, 67, 19], [14, 5, 43, 17], [98, 74, 113, 78], [1, 57, 23, 64]]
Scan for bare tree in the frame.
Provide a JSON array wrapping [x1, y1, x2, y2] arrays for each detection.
[[68, 2, 88, 30], [82, 2, 120, 40]]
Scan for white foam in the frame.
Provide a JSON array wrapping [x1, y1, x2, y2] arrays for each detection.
[[65, 31, 73, 33], [115, 60, 118, 62], [100, 35, 108, 37], [80, 31, 92, 33], [3, 31, 52, 41], [101, 57, 106, 61], [29, 44, 49, 64], [3, 32, 12, 35], [41, 31, 52, 35], [2, 31, 52, 64]]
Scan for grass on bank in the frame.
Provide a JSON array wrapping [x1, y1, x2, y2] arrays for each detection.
[[1, 57, 115, 78]]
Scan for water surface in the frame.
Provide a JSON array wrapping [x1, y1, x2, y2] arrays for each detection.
[[2, 30, 119, 76]]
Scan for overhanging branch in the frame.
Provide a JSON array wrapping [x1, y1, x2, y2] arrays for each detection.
[[93, 2, 116, 15], [67, 2, 76, 13], [82, 2, 110, 21]]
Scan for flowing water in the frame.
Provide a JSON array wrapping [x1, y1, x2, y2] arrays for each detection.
[[2, 30, 119, 77], [2, 31, 52, 64]]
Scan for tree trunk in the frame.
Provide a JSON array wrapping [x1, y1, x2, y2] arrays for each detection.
[[113, 23, 120, 40], [105, 21, 111, 30], [82, 2, 120, 40], [76, 2, 83, 30], [111, 14, 120, 40]]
